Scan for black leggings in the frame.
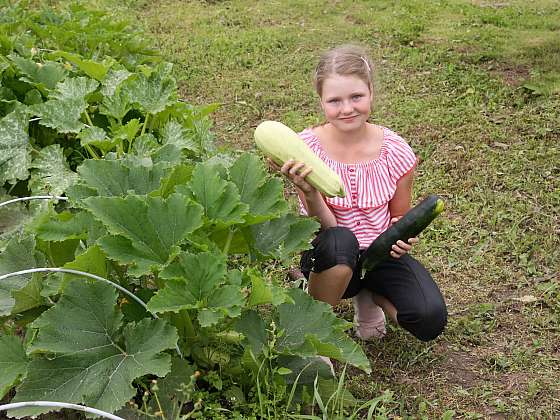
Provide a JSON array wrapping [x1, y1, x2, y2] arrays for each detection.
[[300, 226, 447, 342]]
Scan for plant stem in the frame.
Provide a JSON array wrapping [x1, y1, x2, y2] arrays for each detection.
[[84, 144, 100, 160], [182, 310, 196, 341], [140, 112, 150, 137], [83, 110, 94, 127], [223, 228, 235, 255]]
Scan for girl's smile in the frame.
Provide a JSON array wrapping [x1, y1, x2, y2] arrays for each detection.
[[320, 74, 372, 132]]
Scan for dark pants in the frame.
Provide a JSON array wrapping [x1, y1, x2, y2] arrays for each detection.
[[300, 226, 447, 342]]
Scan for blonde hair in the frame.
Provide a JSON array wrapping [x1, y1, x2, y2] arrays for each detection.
[[314, 44, 374, 97]]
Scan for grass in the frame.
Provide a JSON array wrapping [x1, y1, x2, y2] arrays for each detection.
[[128, 0, 560, 417]]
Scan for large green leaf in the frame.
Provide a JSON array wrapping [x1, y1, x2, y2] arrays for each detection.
[[40, 245, 108, 299], [276, 288, 370, 373], [99, 87, 131, 121], [247, 214, 319, 260], [77, 158, 167, 197], [0, 235, 45, 316], [0, 335, 29, 399], [0, 190, 33, 241], [85, 193, 204, 276], [11, 276, 45, 314], [247, 268, 294, 307], [33, 210, 104, 243], [31, 97, 85, 133], [100, 69, 131, 96], [234, 310, 267, 355], [10, 56, 66, 92], [183, 162, 249, 227], [51, 76, 99, 102], [0, 107, 31, 184], [229, 153, 288, 224], [160, 119, 197, 153], [78, 126, 108, 149], [12, 280, 177, 418], [29, 144, 78, 196], [147, 252, 244, 326], [124, 62, 176, 115], [52, 51, 112, 81]]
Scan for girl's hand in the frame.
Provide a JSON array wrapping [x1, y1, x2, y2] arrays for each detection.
[[389, 216, 419, 258], [280, 159, 317, 195]]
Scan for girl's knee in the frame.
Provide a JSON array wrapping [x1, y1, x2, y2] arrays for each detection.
[[398, 300, 447, 342], [302, 227, 360, 273]]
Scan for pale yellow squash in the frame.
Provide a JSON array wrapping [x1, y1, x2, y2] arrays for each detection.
[[254, 120, 345, 198]]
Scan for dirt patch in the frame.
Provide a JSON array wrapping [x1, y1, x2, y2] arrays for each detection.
[[489, 64, 531, 87], [471, 1, 511, 8], [435, 343, 483, 388]]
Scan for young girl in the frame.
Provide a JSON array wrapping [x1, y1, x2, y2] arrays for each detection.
[[279, 44, 447, 342]]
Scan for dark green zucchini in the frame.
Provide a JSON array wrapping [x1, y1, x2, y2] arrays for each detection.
[[359, 195, 445, 271]]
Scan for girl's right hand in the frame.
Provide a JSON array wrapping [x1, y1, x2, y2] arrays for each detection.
[[280, 159, 316, 195]]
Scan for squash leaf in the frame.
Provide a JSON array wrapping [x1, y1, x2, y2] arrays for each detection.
[[228, 153, 288, 224], [28, 144, 78, 196], [150, 357, 196, 419], [0, 235, 45, 316], [99, 87, 131, 121], [31, 97, 85, 133], [160, 119, 198, 154], [100, 69, 131, 96], [124, 62, 176, 115], [33, 210, 103, 243], [0, 107, 31, 184], [85, 193, 204, 276], [10, 56, 66, 92], [147, 252, 244, 326], [0, 335, 29, 400], [247, 213, 319, 260], [182, 162, 249, 227], [77, 158, 167, 197], [11, 279, 177, 418], [276, 288, 371, 373], [234, 310, 267, 355], [52, 51, 112, 81], [51, 76, 99, 102]]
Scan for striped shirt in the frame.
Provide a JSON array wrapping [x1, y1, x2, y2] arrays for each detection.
[[298, 127, 417, 249]]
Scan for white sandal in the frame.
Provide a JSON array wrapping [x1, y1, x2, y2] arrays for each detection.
[[352, 289, 386, 340]]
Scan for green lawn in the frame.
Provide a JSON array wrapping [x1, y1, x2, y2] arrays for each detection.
[[135, 0, 560, 417]]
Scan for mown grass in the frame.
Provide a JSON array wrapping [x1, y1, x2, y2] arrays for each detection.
[[134, 0, 560, 417]]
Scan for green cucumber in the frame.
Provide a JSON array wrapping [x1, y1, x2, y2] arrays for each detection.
[[359, 195, 445, 271]]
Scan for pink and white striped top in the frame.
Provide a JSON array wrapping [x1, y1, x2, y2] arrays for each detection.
[[298, 127, 417, 249]]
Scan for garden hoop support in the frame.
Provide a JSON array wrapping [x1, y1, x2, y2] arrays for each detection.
[[0, 267, 183, 358], [0, 401, 124, 420], [0, 195, 68, 209]]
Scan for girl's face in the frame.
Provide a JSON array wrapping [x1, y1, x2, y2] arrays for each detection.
[[320, 74, 372, 132]]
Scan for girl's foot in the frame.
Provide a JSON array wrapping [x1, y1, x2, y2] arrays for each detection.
[[352, 289, 386, 340]]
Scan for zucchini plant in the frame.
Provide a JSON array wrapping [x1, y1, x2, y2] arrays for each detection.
[[0, 144, 370, 419]]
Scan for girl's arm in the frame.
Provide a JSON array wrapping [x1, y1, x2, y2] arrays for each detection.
[[281, 160, 337, 228], [388, 170, 419, 258], [388, 169, 414, 218], [296, 188, 337, 229]]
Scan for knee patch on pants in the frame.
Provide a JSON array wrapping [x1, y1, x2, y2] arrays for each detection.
[[300, 227, 360, 276]]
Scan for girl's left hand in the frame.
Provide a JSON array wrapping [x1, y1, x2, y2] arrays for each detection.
[[389, 216, 419, 258]]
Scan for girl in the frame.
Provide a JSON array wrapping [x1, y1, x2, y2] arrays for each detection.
[[279, 44, 447, 342]]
